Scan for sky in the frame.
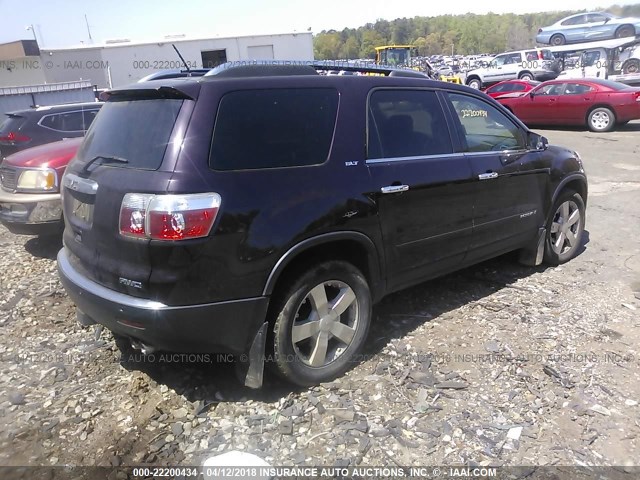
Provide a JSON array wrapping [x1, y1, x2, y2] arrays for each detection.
[[0, 0, 638, 48]]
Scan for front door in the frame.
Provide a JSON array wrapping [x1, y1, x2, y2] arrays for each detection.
[[443, 92, 548, 261], [366, 88, 475, 291]]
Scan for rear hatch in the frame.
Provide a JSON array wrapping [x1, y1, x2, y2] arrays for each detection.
[[0, 114, 29, 159], [62, 82, 200, 302]]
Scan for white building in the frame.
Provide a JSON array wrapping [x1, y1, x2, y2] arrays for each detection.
[[1, 32, 314, 89], [42, 32, 314, 88]]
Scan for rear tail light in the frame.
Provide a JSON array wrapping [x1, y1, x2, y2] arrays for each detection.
[[119, 193, 221, 240], [0, 131, 31, 143], [635, 91, 640, 102]]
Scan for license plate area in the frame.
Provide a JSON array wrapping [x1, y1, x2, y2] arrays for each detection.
[[70, 196, 94, 225], [64, 189, 95, 229]]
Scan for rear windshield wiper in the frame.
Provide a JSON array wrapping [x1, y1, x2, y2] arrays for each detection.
[[81, 155, 129, 174]]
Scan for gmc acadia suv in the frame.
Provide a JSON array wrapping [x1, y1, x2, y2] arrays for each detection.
[[57, 62, 588, 388]]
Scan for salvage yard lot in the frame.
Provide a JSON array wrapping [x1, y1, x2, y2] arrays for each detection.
[[0, 124, 639, 468]]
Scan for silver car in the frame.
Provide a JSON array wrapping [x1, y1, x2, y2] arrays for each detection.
[[464, 49, 559, 90], [537, 12, 640, 46]]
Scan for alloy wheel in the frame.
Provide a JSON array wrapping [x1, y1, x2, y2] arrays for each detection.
[[290, 280, 359, 368], [549, 200, 581, 255]]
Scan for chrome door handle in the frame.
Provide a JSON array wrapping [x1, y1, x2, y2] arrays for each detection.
[[478, 172, 498, 180], [381, 185, 409, 194]]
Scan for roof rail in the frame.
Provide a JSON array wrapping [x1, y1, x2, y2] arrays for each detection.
[[203, 60, 436, 79]]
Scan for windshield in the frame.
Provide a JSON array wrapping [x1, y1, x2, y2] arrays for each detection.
[[75, 99, 183, 171], [380, 48, 411, 66]]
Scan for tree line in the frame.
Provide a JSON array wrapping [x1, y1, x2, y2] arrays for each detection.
[[313, 4, 640, 59]]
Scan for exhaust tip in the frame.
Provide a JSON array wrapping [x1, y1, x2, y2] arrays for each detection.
[[130, 339, 156, 355]]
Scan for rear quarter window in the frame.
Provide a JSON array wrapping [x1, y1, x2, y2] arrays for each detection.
[[210, 88, 339, 170]]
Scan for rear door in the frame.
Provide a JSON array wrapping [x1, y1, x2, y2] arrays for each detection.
[[366, 88, 475, 290], [443, 92, 548, 260], [553, 82, 596, 123]]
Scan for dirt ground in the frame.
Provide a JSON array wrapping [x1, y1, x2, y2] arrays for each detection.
[[0, 123, 639, 475]]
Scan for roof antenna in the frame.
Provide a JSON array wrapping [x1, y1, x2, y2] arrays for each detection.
[[172, 43, 191, 73]]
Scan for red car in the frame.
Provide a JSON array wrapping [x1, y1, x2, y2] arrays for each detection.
[[0, 137, 82, 235], [483, 79, 540, 98], [497, 78, 640, 132]]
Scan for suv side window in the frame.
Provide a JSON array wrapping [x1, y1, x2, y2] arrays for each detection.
[[367, 89, 453, 159], [210, 88, 339, 170], [40, 111, 85, 132], [82, 109, 100, 130], [447, 93, 525, 152]]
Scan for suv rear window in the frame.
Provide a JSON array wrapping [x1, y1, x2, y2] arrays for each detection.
[[0, 115, 26, 136], [76, 99, 183, 170], [539, 50, 555, 61], [210, 88, 339, 170]]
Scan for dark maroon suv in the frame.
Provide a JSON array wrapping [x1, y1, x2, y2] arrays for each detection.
[[57, 62, 588, 388]]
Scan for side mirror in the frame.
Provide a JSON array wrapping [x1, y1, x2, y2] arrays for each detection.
[[529, 91, 535, 99], [528, 132, 548, 151]]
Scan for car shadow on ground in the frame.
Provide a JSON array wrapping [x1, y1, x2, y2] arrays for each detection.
[[23, 234, 62, 260], [116, 231, 591, 407], [533, 123, 640, 133]]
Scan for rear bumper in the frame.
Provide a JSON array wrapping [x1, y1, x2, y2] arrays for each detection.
[[57, 248, 270, 354], [533, 71, 559, 82], [0, 190, 63, 235]]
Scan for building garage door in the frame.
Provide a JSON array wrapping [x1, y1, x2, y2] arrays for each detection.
[[247, 45, 274, 60]]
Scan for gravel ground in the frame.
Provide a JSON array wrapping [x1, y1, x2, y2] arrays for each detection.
[[0, 126, 639, 473]]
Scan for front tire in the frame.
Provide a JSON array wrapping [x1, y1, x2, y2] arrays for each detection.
[[519, 72, 534, 81], [271, 261, 372, 386], [587, 107, 615, 132], [543, 190, 585, 265], [550, 34, 566, 46]]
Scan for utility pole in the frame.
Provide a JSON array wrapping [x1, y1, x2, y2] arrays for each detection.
[[26, 24, 38, 45], [85, 14, 93, 43]]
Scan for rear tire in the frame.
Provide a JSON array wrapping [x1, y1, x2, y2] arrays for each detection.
[[467, 78, 482, 89], [622, 58, 640, 74], [616, 25, 635, 38], [550, 34, 565, 46], [270, 261, 372, 386], [543, 190, 585, 266], [519, 72, 534, 81], [587, 107, 615, 132]]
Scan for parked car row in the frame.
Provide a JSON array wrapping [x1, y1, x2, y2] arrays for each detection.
[[0, 103, 102, 235]]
